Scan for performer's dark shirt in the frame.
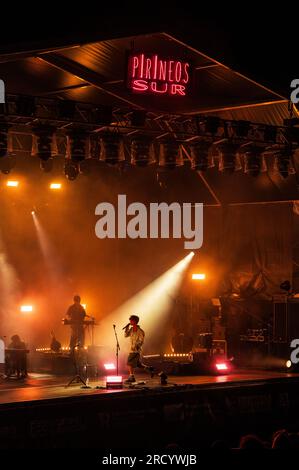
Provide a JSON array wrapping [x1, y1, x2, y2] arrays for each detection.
[[66, 304, 86, 323]]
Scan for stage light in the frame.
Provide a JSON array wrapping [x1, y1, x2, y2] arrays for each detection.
[[40, 158, 54, 173], [130, 136, 155, 167], [243, 146, 264, 177], [6, 180, 19, 187], [0, 122, 10, 158], [20, 305, 33, 312], [82, 304, 87, 309], [158, 141, 183, 169], [106, 375, 123, 389], [50, 183, 61, 190], [32, 124, 56, 161], [192, 273, 205, 280], [64, 161, 79, 180], [190, 141, 211, 171], [217, 142, 240, 173], [99, 132, 125, 165], [31, 210, 35, 215], [104, 363, 116, 371], [274, 146, 294, 178], [66, 128, 90, 162], [286, 360, 292, 369], [215, 362, 228, 371]]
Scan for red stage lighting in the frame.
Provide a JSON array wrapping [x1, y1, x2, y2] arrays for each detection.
[[106, 375, 123, 389], [214, 361, 230, 373]]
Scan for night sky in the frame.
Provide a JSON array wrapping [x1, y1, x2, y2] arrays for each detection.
[[0, 6, 294, 96]]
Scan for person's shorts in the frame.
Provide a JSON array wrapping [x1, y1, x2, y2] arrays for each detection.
[[127, 352, 142, 368]]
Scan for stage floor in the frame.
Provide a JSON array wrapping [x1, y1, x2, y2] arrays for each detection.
[[0, 368, 298, 406]]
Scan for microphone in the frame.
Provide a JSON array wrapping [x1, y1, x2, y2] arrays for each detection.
[[122, 323, 130, 330]]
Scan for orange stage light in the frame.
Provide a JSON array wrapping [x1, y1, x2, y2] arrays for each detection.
[[50, 183, 61, 189], [6, 181, 19, 187], [192, 273, 206, 280], [20, 305, 33, 312]]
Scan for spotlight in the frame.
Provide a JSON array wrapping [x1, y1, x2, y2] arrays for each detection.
[[0, 121, 9, 157], [66, 128, 89, 162], [274, 146, 293, 178], [158, 371, 168, 385], [243, 146, 264, 177], [32, 124, 56, 161], [158, 141, 182, 169], [64, 161, 79, 180], [40, 158, 53, 173], [214, 361, 230, 372], [50, 183, 61, 190], [106, 375, 123, 389], [192, 273, 205, 280], [100, 132, 124, 165], [20, 305, 33, 312], [0, 155, 16, 174], [130, 136, 154, 167], [286, 360, 292, 369], [190, 141, 211, 171], [217, 142, 240, 173], [6, 180, 19, 187], [104, 363, 116, 371], [31, 210, 35, 215]]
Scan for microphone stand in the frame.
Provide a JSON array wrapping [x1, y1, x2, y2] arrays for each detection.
[[113, 325, 120, 376]]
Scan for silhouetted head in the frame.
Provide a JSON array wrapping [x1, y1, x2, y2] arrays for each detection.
[[129, 315, 139, 325], [73, 295, 81, 304], [11, 334, 20, 343]]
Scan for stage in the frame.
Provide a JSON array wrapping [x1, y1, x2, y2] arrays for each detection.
[[1, 369, 299, 448]]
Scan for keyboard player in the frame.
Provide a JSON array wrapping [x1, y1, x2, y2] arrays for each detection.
[[66, 295, 87, 349]]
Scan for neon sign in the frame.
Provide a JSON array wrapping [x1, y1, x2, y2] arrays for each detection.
[[127, 53, 190, 97]]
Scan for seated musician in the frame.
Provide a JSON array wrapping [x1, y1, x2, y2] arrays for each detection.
[[6, 334, 28, 378], [66, 295, 87, 349]]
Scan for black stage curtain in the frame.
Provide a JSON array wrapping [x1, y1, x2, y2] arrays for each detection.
[[208, 203, 293, 299]]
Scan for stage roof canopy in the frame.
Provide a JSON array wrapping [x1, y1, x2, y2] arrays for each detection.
[[0, 32, 293, 125], [0, 31, 298, 205]]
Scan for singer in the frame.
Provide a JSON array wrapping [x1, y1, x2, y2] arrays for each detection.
[[123, 315, 154, 384]]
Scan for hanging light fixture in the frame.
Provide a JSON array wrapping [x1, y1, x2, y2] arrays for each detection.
[[66, 128, 90, 163], [32, 124, 57, 161], [189, 141, 212, 171], [130, 136, 154, 167], [274, 146, 294, 178], [158, 140, 183, 170], [100, 132, 124, 165], [0, 121, 9, 158], [0, 122, 16, 174], [64, 161, 79, 181], [217, 142, 241, 173], [243, 146, 265, 177]]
